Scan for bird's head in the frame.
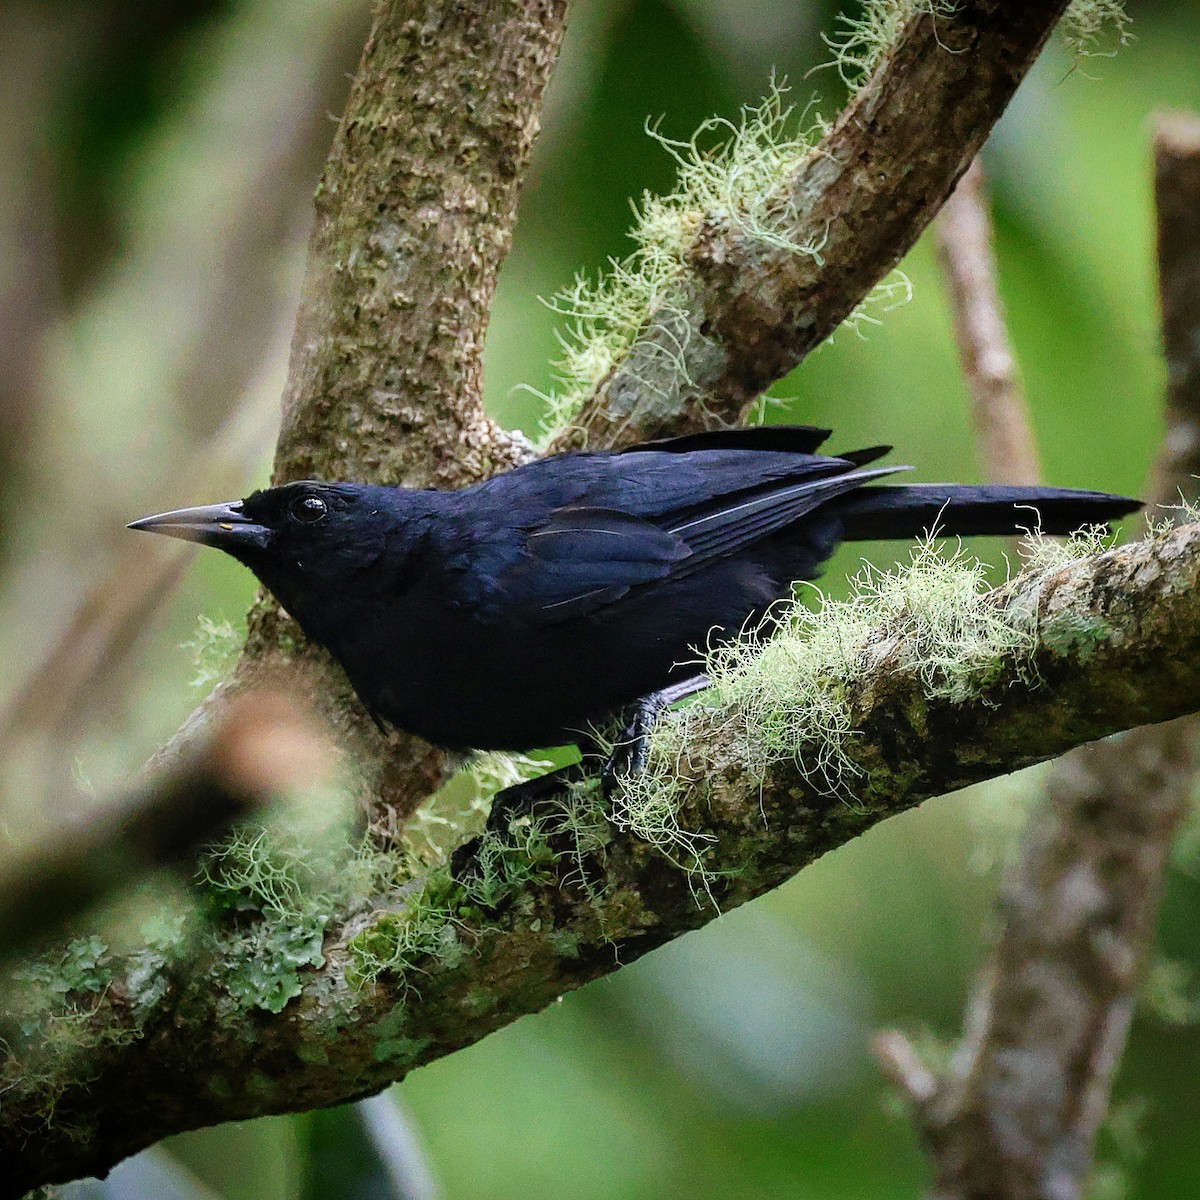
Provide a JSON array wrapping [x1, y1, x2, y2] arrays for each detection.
[[129, 481, 407, 632]]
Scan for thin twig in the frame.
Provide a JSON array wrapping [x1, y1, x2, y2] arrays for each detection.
[[356, 1092, 446, 1200], [873, 1031, 940, 1111], [935, 160, 1042, 486], [0, 372, 280, 758]]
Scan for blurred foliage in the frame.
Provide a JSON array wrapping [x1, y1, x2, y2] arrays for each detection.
[[4, 0, 1200, 1197]]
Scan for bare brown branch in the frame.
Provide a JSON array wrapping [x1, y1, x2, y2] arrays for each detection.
[[906, 110, 1200, 1200], [936, 160, 1042, 486]]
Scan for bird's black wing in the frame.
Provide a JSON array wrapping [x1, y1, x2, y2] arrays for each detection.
[[500, 462, 905, 624], [658, 464, 903, 580], [513, 506, 691, 621]]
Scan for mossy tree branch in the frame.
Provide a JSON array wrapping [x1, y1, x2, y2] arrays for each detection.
[[8, 519, 1200, 1194], [552, 0, 1071, 450]]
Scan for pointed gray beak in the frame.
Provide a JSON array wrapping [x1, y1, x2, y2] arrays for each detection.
[[127, 501, 271, 550]]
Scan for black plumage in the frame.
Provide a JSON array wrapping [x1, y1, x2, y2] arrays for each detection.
[[130, 425, 1140, 751]]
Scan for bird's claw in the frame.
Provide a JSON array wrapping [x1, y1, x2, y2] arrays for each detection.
[[601, 694, 666, 797], [451, 762, 587, 883]]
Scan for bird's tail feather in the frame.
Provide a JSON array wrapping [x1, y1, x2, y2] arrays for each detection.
[[833, 484, 1141, 541]]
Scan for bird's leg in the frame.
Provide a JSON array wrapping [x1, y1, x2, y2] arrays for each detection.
[[452, 675, 712, 881], [601, 674, 710, 795]]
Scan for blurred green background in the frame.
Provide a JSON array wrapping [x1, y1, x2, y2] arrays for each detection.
[[3, 0, 1200, 1197]]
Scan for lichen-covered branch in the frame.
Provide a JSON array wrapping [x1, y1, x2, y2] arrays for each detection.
[[552, 0, 1070, 450], [8, 521, 1200, 1194], [880, 111, 1200, 1200], [936, 159, 1042, 486]]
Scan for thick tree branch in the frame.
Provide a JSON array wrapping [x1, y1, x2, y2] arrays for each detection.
[[8, 521, 1200, 1193], [891, 111, 1200, 1200], [554, 0, 1070, 449], [271, 2, 550, 490], [155, 1, 569, 825]]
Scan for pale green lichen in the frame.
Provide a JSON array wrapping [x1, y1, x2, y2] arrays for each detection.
[[1, 936, 137, 1130], [182, 613, 243, 692], [346, 871, 473, 990], [823, 0, 1130, 84], [1019, 524, 1120, 574], [1038, 610, 1115, 664], [1018, 527, 1121, 662], [610, 538, 1048, 886], [1145, 494, 1200, 541], [822, 1, 958, 89], [1062, 0, 1132, 59], [199, 806, 410, 1012], [705, 538, 1038, 780], [0, 799, 377, 1124], [347, 778, 611, 987]]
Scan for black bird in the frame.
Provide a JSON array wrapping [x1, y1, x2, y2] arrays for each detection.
[[130, 425, 1139, 754]]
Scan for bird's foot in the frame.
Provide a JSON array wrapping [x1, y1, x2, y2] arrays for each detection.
[[450, 761, 587, 881], [601, 696, 666, 796], [600, 674, 711, 798], [453, 675, 711, 880]]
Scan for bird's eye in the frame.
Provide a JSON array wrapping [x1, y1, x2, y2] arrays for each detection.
[[291, 495, 328, 524]]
